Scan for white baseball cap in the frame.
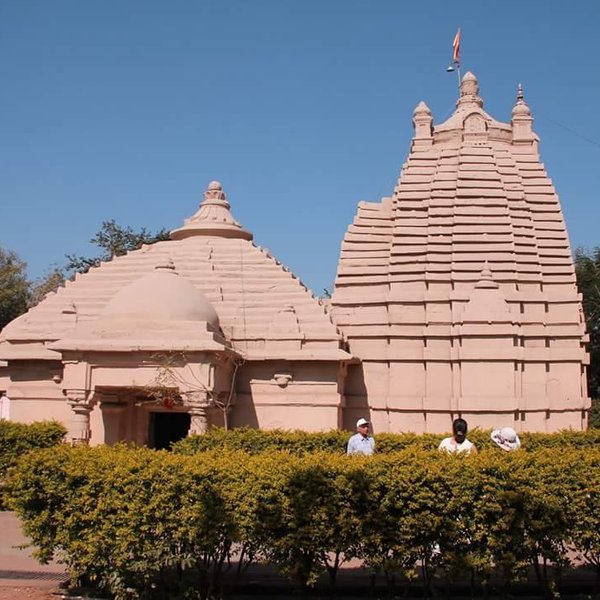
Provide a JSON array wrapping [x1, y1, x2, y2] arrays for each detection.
[[356, 418, 369, 428]]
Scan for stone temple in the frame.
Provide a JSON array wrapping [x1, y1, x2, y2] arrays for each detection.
[[0, 73, 590, 445]]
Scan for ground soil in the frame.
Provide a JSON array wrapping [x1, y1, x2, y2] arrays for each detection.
[[0, 586, 62, 600]]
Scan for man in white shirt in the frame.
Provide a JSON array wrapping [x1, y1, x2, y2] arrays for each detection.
[[438, 418, 477, 454], [347, 418, 375, 455]]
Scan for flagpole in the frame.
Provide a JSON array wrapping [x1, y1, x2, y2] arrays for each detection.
[[450, 27, 461, 91]]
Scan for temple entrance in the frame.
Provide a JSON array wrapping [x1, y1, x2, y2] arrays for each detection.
[[149, 412, 191, 450]]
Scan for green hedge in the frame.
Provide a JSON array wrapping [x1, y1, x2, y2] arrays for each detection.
[[5, 445, 600, 599], [0, 419, 66, 509], [0, 419, 66, 473], [173, 426, 600, 455]]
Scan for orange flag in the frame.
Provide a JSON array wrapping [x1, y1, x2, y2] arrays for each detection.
[[452, 28, 461, 64]]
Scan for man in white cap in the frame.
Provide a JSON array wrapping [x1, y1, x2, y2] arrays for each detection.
[[347, 418, 375, 455], [491, 427, 521, 451]]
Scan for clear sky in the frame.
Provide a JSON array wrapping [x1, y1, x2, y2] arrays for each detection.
[[1, 0, 599, 296]]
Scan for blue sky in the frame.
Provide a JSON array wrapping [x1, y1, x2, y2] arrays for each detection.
[[1, 0, 599, 296]]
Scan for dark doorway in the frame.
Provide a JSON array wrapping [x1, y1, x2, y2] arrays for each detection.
[[150, 412, 191, 450]]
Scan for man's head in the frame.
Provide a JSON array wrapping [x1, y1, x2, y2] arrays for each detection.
[[452, 418, 468, 444], [356, 418, 370, 437]]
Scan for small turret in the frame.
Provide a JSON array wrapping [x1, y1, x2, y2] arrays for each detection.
[[511, 83, 535, 144], [456, 71, 484, 109], [412, 101, 433, 148]]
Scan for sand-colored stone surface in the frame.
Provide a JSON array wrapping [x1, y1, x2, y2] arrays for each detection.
[[331, 73, 588, 433], [0, 75, 589, 441]]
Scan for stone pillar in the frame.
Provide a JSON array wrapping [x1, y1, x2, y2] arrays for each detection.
[[183, 391, 210, 436], [100, 399, 127, 446], [66, 390, 94, 445]]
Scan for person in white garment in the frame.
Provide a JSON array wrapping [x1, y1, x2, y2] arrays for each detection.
[[347, 418, 375, 456], [490, 426, 521, 451], [438, 418, 477, 454]]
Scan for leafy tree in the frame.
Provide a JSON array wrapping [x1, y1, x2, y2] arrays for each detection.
[[574, 248, 600, 421], [0, 246, 30, 330], [26, 220, 171, 308], [65, 219, 170, 275], [28, 268, 67, 308]]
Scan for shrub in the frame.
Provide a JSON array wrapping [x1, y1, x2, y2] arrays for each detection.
[[0, 419, 66, 509], [6, 444, 600, 599], [173, 426, 600, 456], [5, 445, 249, 599], [173, 427, 350, 455], [0, 420, 66, 475]]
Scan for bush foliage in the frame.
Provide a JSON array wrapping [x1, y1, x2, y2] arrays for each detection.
[[0, 419, 66, 509], [173, 426, 600, 455], [0, 419, 66, 476], [5, 444, 600, 599]]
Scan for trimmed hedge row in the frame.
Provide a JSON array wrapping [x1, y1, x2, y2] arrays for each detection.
[[173, 426, 600, 455], [0, 420, 66, 474], [6, 445, 600, 599], [0, 419, 66, 508]]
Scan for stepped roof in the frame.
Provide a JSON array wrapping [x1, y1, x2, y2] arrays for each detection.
[[333, 72, 576, 306], [1, 181, 349, 362]]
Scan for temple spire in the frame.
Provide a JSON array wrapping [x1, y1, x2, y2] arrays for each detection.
[[511, 82, 535, 143]]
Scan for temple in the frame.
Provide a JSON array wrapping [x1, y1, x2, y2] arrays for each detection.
[[0, 181, 351, 445], [0, 73, 590, 445], [331, 73, 589, 433]]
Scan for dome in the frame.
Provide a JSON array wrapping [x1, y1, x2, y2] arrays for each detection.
[[103, 261, 219, 329], [512, 102, 531, 117], [512, 83, 531, 118]]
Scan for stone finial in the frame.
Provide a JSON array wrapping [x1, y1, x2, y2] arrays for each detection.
[[205, 180, 226, 200], [475, 263, 499, 289], [170, 180, 253, 241], [512, 83, 531, 117], [511, 82, 534, 143], [456, 71, 484, 109]]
